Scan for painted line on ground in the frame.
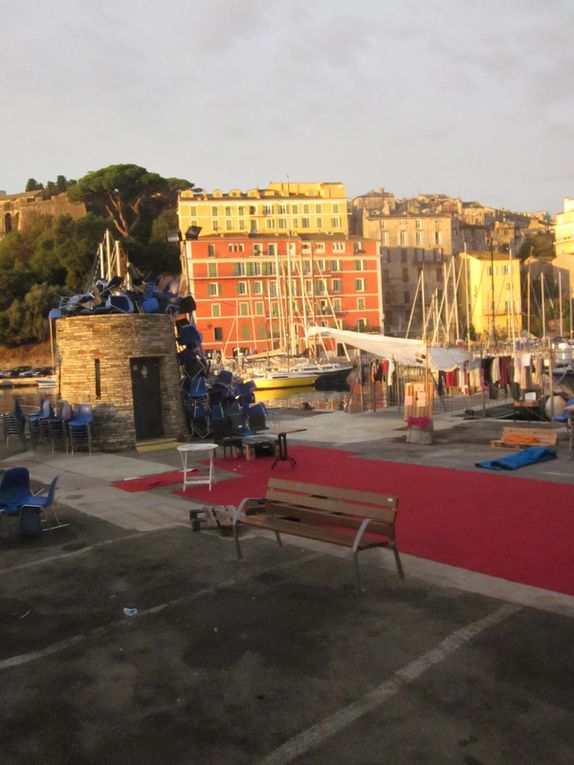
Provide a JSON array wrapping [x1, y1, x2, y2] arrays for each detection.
[[259, 602, 522, 765], [0, 532, 147, 575], [0, 551, 321, 672]]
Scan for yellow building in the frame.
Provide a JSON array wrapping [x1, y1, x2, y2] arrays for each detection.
[[178, 181, 348, 238], [458, 250, 522, 340], [553, 197, 574, 301]]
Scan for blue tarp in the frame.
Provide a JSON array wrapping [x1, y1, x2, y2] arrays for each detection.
[[476, 446, 557, 471]]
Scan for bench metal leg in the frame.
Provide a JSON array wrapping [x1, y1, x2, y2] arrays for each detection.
[[392, 545, 405, 580], [233, 525, 243, 559], [353, 552, 362, 594], [274, 531, 283, 547]]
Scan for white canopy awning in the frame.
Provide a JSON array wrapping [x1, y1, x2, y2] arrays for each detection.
[[306, 327, 470, 371]]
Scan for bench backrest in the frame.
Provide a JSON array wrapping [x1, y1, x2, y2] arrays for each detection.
[[265, 478, 398, 537]]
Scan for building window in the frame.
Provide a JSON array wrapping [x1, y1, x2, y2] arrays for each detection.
[[189, 205, 197, 216], [356, 318, 367, 331], [253, 281, 263, 294], [238, 206, 245, 215], [333, 204, 339, 213], [257, 324, 267, 339], [416, 231, 423, 246], [315, 204, 321, 213], [354, 259, 364, 271], [381, 232, 389, 246], [292, 204, 298, 214], [208, 283, 219, 296], [253, 243, 263, 256], [331, 217, 341, 228], [211, 206, 218, 216], [234, 262, 246, 276], [208, 244, 216, 257], [330, 260, 340, 271], [400, 231, 408, 246], [416, 219, 422, 229], [95, 359, 101, 399], [237, 281, 247, 295], [255, 301, 264, 315], [316, 218, 323, 228], [225, 220, 233, 230], [303, 204, 310, 214], [239, 219, 246, 230], [208, 262, 217, 277], [357, 297, 366, 310], [225, 206, 232, 216], [214, 327, 223, 341], [265, 219, 274, 229], [355, 278, 366, 291], [333, 297, 342, 311], [332, 278, 341, 292], [434, 231, 442, 245], [278, 219, 287, 229], [241, 325, 250, 340], [302, 218, 310, 228], [333, 242, 345, 252], [239, 302, 249, 316], [211, 304, 220, 317], [213, 220, 219, 231]]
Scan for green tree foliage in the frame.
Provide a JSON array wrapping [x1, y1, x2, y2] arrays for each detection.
[[0, 214, 107, 344], [517, 233, 554, 261], [25, 178, 44, 192], [68, 164, 193, 239]]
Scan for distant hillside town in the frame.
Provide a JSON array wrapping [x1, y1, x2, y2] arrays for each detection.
[[1, 175, 572, 351]]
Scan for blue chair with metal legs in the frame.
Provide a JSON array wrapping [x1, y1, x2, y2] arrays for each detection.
[[68, 404, 94, 455]]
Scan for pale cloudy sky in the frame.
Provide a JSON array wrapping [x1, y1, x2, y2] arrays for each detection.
[[2, 0, 572, 214]]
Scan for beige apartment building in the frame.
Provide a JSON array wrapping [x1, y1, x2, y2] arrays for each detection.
[[178, 182, 348, 239], [363, 208, 463, 336]]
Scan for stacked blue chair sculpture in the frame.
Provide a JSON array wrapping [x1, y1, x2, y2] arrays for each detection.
[[0, 468, 64, 536]]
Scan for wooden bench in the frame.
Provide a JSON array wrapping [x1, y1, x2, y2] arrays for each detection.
[[232, 478, 404, 592], [490, 427, 558, 450]]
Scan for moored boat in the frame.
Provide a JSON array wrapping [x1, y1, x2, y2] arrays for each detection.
[[250, 371, 319, 391]]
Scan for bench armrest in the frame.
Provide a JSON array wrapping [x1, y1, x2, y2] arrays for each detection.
[[351, 518, 372, 553], [233, 497, 268, 526]]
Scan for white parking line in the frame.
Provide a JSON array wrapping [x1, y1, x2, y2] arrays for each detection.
[[260, 602, 521, 765]]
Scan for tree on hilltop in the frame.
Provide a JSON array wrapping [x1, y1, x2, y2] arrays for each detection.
[[68, 164, 193, 239]]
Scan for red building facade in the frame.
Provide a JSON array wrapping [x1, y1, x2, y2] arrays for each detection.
[[181, 235, 382, 358]]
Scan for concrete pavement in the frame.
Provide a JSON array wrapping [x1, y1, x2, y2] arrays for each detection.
[[1, 408, 573, 764]]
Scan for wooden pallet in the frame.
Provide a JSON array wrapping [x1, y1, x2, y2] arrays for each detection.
[[490, 427, 558, 450]]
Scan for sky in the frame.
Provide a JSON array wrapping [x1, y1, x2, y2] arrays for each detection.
[[2, 0, 573, 214]]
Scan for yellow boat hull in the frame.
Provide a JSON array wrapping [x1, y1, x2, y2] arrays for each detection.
[[253, 374, 318, 391]]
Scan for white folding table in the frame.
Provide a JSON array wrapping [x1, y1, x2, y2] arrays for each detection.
[[177, 443, 217, 491]]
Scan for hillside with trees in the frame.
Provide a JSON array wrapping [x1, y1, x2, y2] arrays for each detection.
[[0, 164, 194, 347]]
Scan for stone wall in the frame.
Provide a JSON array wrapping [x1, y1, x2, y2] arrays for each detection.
[[56, 314, 185, 450]]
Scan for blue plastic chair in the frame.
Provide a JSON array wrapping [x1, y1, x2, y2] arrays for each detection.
[[68, 404, 94, 455], [19, 476, 67, 534], [0, 467, 32, 512]]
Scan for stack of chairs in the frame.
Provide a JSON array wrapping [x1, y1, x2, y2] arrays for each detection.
[[2, 399, 27, 448], [48, 401, 74, 454], [27, 399, 53, 449], [68, 404, 94, 455]]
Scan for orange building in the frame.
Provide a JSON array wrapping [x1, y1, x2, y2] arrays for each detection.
[[180, 235, 382, 358]]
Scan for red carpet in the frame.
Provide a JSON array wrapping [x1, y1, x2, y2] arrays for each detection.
[[171, 445, 574, 596], [112, 469, 184, 492]]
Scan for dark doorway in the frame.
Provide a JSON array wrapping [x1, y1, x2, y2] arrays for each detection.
[[130, 357, 164, 440]]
